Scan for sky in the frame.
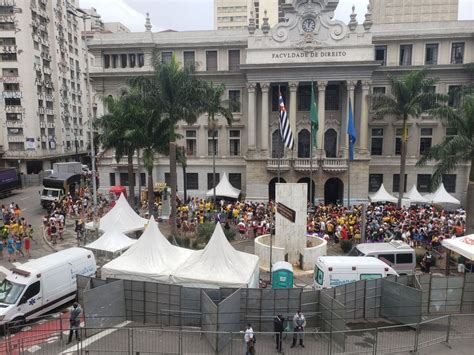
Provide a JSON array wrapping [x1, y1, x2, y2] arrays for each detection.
[[79, 0, 474, 32]]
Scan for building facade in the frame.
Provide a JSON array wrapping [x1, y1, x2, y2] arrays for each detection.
[[89, 0, 473, 205]]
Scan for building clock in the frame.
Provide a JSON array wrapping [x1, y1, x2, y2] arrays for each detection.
[[302, 18, 316, 32]]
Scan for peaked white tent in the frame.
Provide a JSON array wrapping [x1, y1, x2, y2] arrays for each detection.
[[442, 235, 474, 260], [428, 183, 461, 205], [171, 223, 259, 288], [86, 193, 148, 233], [101, 219, 194, 282], [369, 184, 398, 203], [206, 173, 240, 199], [85, 228, 136, 254], [403, 185, 429, 204]]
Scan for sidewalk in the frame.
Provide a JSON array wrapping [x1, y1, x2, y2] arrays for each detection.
[[42, 218, 82, 252]]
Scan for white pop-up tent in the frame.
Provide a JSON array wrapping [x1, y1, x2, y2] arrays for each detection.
[[369, 184, 398, 203], [403, 185, 429, 204], [442, 235, 474, 260], [206, 173, 240, 199], [85, 228, 136, 254], [101, 219, 194, 282], [171, 223, 259, 288], [86, 193, 148, 233], [428, 183, 461, 205]]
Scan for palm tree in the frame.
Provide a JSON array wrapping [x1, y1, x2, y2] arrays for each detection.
[[373, 70, 446, 207], [202, 82, 234, 205], [418, 94, 474, 231]]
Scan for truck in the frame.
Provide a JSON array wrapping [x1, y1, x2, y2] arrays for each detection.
[[40, 172, 81, 208], [52, 162, 82, 175], [0, 248, 97, 328], [0, 167, 21, 198]]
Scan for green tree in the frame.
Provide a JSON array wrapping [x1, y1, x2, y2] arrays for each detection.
[[176, 147, 187, 202], [373, 70, 445, 207]]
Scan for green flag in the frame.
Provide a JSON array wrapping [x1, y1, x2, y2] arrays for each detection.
[[310, 84, 318, 147]]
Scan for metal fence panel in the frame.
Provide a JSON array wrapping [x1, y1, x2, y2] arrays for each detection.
[[417, 316, 449, 350], [201, 290, 218, 351], [217, 288, 242, 351], [461, 273, 474, 313], [381, 278, 422, 325], [376, 325, 416, 353]]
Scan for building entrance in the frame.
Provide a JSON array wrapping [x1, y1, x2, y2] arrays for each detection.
[[297, 177, 315, 203], [324, 178, 344, 205]]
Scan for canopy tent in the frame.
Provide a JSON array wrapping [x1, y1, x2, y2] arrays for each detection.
[[428, 183, 461, 205], [85, 228, 136, 254], [369, 184, 398, 203], [86, 193, 148, 233], [171, 223, 259, 288], [101, 219, 194, 282], [402, 185, 429, 204], [442, 235, 474, 260], [206, 173, 240, 199]]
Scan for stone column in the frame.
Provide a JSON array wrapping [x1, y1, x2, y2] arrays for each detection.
[[260, 82, 270, 153], [345, 81, 356, 158], [247, 83, 257, 151], [317, 81, 327, 153], [359, 81, 371, 154], [289, 81, 298, 151]]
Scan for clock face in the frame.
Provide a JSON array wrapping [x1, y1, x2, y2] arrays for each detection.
[[302, 18, 316, 32]]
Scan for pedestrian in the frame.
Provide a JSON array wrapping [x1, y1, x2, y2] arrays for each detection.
[[244, 323, 255, 355], [50, 223, 57, 244], [67, 302, 82, 344], [24, 234, 31, 258], [291, 310, 306, 348], [15, 236, 24, 257], [7, 236, 15, 262], [274, 313, 285, 353]]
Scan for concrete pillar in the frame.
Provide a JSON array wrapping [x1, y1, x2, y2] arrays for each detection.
[[247, 82, 257, 151], [289, 81, 298, 151], [360, 81, 371, 154], [345, 81, 356, 159], [260, 82, 270, 154], [317, 81, 327, 153]]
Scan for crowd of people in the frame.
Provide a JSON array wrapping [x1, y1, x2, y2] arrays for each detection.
[[0, 203, 34, 261]]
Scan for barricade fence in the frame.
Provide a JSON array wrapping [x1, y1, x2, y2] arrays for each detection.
[[1, 313, 473, 354]]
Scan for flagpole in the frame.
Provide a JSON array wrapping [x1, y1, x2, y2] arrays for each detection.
[[347, 154, 351, 208], [310, 81, 314, 207]]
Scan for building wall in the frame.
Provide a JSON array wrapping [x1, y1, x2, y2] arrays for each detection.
[[214, 0, 281, 30]]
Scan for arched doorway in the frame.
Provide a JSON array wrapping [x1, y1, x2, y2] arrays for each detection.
[[297, 129, 310, 158], [325, 129, 338, 158], [324, 178, 344, 205], [297, 177, 316, 203], [272, 130, 284, 158], [269, 177, 287, 201]]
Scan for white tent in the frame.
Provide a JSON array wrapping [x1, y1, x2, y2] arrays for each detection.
[[85, 228, 136, 254], [369, 184, 398, 203], [206, 173, 240, 199], [403, 185, 429, 204], [171, 223, 259, 288], [428, 183, 461, 205], [442, 235, 474, 260], [101, 219, 194, 282], [86, 193, 148, 233]]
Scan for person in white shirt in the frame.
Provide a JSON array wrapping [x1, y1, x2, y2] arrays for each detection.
[[244, 323, 255, 355]]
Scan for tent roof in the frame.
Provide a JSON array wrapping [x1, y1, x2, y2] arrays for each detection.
[[171, 223, 259, 288], [369, 184, 398, 203], [442, 235, 474, 260], [85, 228, 136, 253], [429, 183, 461, 205], [403, 185, 429, 204], [206, 173, 240, 199], [86, 193, 148, 233], [101, 219, 194, 282]]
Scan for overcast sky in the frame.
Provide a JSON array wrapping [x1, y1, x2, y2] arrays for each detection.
[[79, 0, 474, 32]]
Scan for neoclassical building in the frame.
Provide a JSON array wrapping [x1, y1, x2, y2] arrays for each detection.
[[88, 0, 473, 205]]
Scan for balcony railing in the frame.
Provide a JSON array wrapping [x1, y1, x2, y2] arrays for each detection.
[[294, 158, 319, 171], [265, 157, 349, 172], [266, 158, 291, 171], [322, 158, 348, 172]]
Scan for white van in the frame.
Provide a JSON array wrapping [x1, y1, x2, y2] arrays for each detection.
[[353, 241, 416, 275], [0, 248, 96, 326], [314, 256, 398, 290]]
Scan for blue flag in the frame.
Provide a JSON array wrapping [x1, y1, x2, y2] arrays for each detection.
[[347, 98, 356, 161]]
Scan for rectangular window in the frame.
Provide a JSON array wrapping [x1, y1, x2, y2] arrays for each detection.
[[369, 174, 383, 192], [164, 172, 178, 191], [448, 85, 462, 108], [371, 128, 383, 156], [419, 128, 432, 155], [396, 253, 414, 264], [129, 53, 136, 68], [6, 113, 21, 121], [399, 44, 413, 66], [185, 130, 197, 156], [360, 274, 383, 281], [417, 174, 431, 193], [137, 53, 145, 67], [395, 128, 403, 155], [4, 83, 19, 91], [186, 173, 199, 190], [375, 45, 387, 65], [272, 86, 287, 112], [1, 53, 17, 61], [207, 130, 218, 156], [183, 51, 195, 68], [379, 254, 395, 264], [229, 90, 241, 113], [325, 85, 340, 110], [8, 142, 24, 151], [119, 173, 129, 186], [2, 68, 18, 77], [393, 174, 407, 193], [120, 54, 127, 68], [451, 42, 465, 64], [446, 127, 457, 142], [442, 174, 456, 193], [425, 43, 438, 65], [109, 173, 116, 186], [229, 130, 241, 156], [4, 98, 21, 106], [140, 173, 146, 187], [297, 85, 311, 111], [206, 50, 217, 71], [228, 49, 240, 71], [161, 51, 172, 64], [111, 54, 118, 68], [207, 173, 220, 190], [229, 173, 242, 189]]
